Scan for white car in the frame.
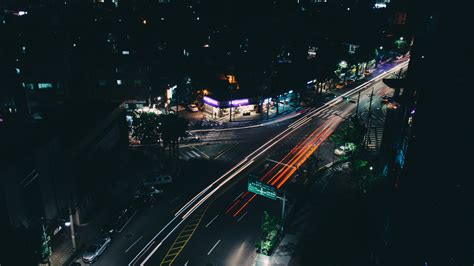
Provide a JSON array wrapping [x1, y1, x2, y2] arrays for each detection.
[[187, 104, 199, 112], [82, 236, 111, 263], [334, 143, 356, 156]]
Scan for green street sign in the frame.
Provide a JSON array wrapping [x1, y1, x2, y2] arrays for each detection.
[[248, 178, 277, 200]]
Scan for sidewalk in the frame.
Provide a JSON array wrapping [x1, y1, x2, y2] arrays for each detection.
[[41, 150, 163, 266]]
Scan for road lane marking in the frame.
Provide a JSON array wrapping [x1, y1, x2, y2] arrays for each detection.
[[133, 240, 155, 264], [233, 192, 244, 202], [266, 158, 297, 169], [118, 210, 138, 233], [207, 240, 221, 255], [237, 211, 248, 223], [205, 215, 219, 228], [170, 194, 183, 204], [125, 235, 144, 253], [159, 206, 208, 266], [192, 146, 210, 158], [130, 60, 410, 266], [213, 143, 237, 160], [184, 260, 189, 266]]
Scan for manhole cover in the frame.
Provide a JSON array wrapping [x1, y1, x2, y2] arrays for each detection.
[[124, 233, 134, 239]]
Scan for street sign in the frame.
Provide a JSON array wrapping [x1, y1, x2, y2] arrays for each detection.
[[248, 178, 277, 200]]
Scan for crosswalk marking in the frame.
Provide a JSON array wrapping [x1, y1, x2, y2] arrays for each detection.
[[179, 149, 205, 160], [365, 126, 383, 151], [190, 150, 201, 157]]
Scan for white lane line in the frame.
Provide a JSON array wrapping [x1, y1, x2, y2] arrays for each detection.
[[237, 211, 248, 223], [129, 61, 409, 266], [131, 240, 155, 265], [118, 211, 138, 233], [266, 158, 297, 169], [205, 215, 219, 228], [170, 194, 182, 204], [233, 192, 244, 202], [184, 260, 189, 266], [140, 217, 188, 266], [207, 240, 221, 256], [125, 235, 143, 253]]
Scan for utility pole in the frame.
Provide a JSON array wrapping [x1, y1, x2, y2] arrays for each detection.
[[279, 190, 287, 235], [355, 90, 361, 118], [68, 199, 77, 251], [365, 87, 374, 148], [229, 89, 233, 122]]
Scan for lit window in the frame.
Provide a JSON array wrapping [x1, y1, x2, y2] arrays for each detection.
[[38, 83, 53, 89]]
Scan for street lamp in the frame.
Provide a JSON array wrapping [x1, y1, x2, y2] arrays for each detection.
[[41, 215, 77, 256]]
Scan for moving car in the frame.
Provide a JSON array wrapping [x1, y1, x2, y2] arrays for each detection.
[[187, 104, 199, 112], [82, 236, 112, 263]]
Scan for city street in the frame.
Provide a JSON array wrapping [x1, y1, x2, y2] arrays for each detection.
[[99, 60, 408, 266]]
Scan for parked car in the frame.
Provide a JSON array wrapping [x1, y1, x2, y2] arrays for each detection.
[[345, 79, 355, 85], [334, 143, 356, 156], [132, 185, 163, 208], [364, 70, 372, 77], [180, 132, 200, 142], [387, 101, 400, 110], [187, 104, 199, 112], [82, 236, 112, 264], [134, 185, 163, 199], [336, 82, 345, 89], [142, 175, 172, 186], [381, 95, 392, 103], [103, 206, 136, 235]]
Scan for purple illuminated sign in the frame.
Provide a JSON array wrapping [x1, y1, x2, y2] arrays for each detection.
[[229, 98, 249, 106], [203, 96, 219, 107]]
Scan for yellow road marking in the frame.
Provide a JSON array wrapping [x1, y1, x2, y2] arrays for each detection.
[[160, 206, 209, 266]]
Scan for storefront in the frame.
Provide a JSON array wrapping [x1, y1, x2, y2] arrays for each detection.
[[203, 96, 258, 119]]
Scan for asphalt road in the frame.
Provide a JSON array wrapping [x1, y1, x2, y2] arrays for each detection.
[[133, 61, 409, 266], [72, 59, 407, 266]]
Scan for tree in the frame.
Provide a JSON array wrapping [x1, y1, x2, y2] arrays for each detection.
[[158, 114, 188, 158], [131, 111, 161, 145], [329, 116, 366, 148]]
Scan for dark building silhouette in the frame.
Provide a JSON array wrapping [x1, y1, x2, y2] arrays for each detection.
[[381, 1, 471, 265]]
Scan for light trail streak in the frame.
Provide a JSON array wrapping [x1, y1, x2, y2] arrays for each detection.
[[233, 194, 257, 217], [130, 61, 410, 265]]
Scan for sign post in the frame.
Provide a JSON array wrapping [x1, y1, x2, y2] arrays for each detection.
[[248, 177, 287, 235], [248, 178, 277, 200]]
